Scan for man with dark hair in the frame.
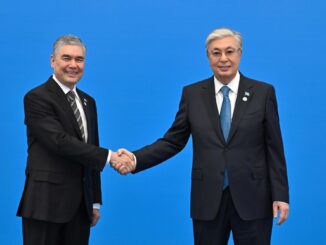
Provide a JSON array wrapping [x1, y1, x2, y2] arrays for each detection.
[[17, 34, 130, 245]]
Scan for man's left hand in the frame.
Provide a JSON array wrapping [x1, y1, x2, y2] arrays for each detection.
[[91, 208, 100, 227], [273, 201, 289, 225]]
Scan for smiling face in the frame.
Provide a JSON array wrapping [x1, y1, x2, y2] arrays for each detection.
[[207, 36, 242, 84], [50, 44, 85, 89]]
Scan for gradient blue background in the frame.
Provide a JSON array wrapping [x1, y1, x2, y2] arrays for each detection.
[[1, 0, 325, 244]]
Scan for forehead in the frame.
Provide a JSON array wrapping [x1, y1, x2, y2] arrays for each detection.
[[208, 36, 239, 50], [56, 44, 85, 56]]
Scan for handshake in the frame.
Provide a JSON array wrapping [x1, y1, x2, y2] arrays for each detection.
[[109, 148, 136, 175]]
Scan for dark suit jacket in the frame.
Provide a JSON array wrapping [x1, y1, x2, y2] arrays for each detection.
[[17, 77, 108, 223], [133, 74, 289, 221]]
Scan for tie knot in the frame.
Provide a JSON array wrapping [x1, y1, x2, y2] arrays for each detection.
[[67, 91, 76, 101], [220, 86, 230, 97]]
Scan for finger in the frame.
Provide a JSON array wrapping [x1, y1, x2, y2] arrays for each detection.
[[91, 213, 100, 227], [123, 160, 133, 170], [277, 207, 288, 225], [118, 148, 133, 159], [118, 165, 128, 175], [126, 164, 134, 173], [277, 215, 285, 225], [121, 166, 130, 175], [91, 217, 99, 227], [285, 209, 289, 220], [273, 203, 278, 219], [117, 148, 128, 156], [112, 163, 122, 170]]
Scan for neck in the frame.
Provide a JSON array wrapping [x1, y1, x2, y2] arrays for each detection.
[[215, 74, 236, 85], [61, 82, 75, 90]]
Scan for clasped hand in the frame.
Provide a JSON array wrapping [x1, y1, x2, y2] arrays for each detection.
[[110, 148, 135, 175]]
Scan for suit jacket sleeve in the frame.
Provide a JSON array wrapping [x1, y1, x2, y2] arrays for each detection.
[[133, 88, 191, 172], [24, 91, 108, 172], [91, 102, 102, 204], [264, 86, 289, 203]]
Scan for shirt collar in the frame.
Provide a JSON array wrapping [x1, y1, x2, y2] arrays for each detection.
[[214, 71, 240, 95], [52, 74, 77, 95]]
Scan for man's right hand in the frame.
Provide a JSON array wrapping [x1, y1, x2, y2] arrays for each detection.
[[110, 149, 136, 175]]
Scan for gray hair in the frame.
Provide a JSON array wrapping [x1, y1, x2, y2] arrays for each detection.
[[52, 34, 86, 56], [205, 28, 242, 50]]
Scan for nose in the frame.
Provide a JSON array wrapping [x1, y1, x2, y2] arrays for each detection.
[[68, 59, 78, 67], [219, 52, 229, 62]]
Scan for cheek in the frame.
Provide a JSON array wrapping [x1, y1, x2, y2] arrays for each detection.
[[232, 58, 241, 67], [78, 64, 85, 71], [54, 63, 65, 71], [52, 65, 61, 74], [208, 59, 217, 68]]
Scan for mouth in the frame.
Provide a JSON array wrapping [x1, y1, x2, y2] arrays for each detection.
[[218, 66, 231, 72], [65, 70, 79, 77]]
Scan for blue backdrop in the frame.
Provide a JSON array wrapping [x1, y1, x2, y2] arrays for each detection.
[[1, 0, 325, 244]]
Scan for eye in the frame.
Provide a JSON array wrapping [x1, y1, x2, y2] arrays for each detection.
[[226, 49, 235, 56], [75, 57, 85, 63], [212, 51, 221, 57], [61, 56, 71, 61]]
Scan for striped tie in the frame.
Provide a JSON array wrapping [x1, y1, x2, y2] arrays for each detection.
[[67, 91, 86, 142]]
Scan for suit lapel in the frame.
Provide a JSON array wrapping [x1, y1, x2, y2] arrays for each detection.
[[46, 77, 84, 141], [228, 75, 254, 142], [201, 77, 225, 144]]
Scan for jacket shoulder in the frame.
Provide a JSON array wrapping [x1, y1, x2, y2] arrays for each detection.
[[24, 79, 51, 99], [183, 77, 213, 91], [241, 75, 274, 90]]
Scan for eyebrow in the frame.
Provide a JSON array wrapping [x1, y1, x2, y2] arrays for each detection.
[[61, 54, 85, 59], [211, 46, 236, 51]]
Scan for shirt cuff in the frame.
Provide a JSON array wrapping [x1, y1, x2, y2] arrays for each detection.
[[93, 203, 101, 210], [133, 154, 137, 168], [106, 150, 112, 165]]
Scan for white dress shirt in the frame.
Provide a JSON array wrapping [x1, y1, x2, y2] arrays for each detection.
[[214, 71, 240, 118], [53, 75, 88, 141]]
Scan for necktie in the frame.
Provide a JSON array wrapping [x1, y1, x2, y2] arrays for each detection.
[[220, 86, 231, 189], [67, 91, 86, 142]]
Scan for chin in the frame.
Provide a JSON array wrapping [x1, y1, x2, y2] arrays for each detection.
[[66, 77, 79, 83], [217, 73, 230, 79]]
